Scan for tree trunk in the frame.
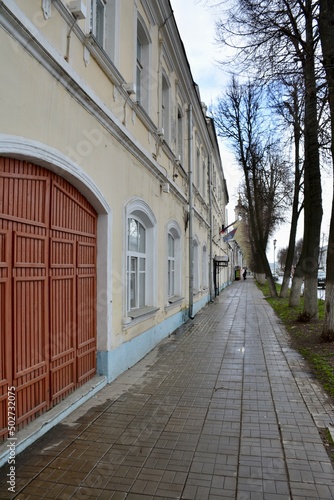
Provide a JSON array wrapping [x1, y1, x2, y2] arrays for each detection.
[[281, 84, 302, 299], [244, 170, 278, 298], [280, 153, 300, 299], [304, 276, 318, 318], [256, 272, 266, 285], [323, 284, 334, 341], [280, 235, 295, 298], [290, 274, 304, 307], [319, 0, 334, 340], [280, 237, 295, 298], [298, 0, 322, 318], [280, 275, 291, 299]]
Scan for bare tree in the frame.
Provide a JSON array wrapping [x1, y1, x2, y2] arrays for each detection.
[[319, 0, 334, 340], [270, 77, 304, 298], [215, 0, 323, 317], [290, 0, 322, 317], [213, 77, 292, 296], [234, 194, 256, 269], [277, 238, 303, 274]]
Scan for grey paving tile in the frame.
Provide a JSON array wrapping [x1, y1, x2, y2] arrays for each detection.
[[2, 280, 334, 499]]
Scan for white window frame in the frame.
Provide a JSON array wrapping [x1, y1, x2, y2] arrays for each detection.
[[213, 168, 217, 192], [202, 245, 208, 289], [168, 233, 175, 297], [196, 147, 200, 190], [127, 217, 147, 310], [136, 35, 143, 104], [166, 221, 182, 303], [125, 199, 157, 321], [193, 235, 200, 293], [90, 0, 106, 48], [162, 71, 170, 143], [89, 0, 119, 64], [202, 160, 207, 199], [177, 106, 183, 163], [136, 14, 151, 111]]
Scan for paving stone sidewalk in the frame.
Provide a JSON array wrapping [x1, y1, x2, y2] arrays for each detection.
[[1, 278, 334, 499]]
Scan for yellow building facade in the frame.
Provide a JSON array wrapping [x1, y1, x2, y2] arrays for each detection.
[[0, 0, 230, 437]]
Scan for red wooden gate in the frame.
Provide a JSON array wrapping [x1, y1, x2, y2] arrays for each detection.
[[0, 158, 97, 439]]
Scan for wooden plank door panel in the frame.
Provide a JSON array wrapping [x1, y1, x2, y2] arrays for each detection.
[[77, 241, 96, 385], [49, 275, 76, 403], [0, 158, 97, 434], [13, 277, 49, 427], [51, 181, 96, 237], [77, 275, 96, 384], [50, 180, 97, 394], [0, 163, 51, 433], [49, 238, 76, 404], [12, 231, 49, 428], [0, 171, 49, 227], [0, 230, 11, 438]]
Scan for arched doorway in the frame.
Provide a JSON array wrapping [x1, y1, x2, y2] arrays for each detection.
[[0, 157, 97, 438]]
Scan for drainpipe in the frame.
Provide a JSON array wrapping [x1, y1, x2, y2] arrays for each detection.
[[64, 18, 78, 62], [188, 104, 194, 319], [208, 154, 214, 302]]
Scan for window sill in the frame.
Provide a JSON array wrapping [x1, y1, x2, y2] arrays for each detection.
[[167, 295, 183, 304], [126, 306, 159, 321], [165, 296, 184, 311], [84, 34, 124, 86]]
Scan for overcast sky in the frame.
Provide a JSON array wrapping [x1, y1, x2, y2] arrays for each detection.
[[171, 0, 331, 255], [172, 0, 242, 221], [172, 1, 225, 106]]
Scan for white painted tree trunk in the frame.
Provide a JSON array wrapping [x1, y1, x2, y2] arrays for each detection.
[[303, 275, 318, 319], [289, 275, 303, 307], [323, 282, 334, 341], [256, 273, 266, 285]]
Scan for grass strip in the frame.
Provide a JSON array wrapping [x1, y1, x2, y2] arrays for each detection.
[[257, 281, 334, 400]]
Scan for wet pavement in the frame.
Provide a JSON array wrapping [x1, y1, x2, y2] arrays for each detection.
[[1, 278, 334, 499]]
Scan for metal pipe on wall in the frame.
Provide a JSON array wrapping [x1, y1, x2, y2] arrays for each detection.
[[208, 153, 214, 302], [188, 104, 194, 319]]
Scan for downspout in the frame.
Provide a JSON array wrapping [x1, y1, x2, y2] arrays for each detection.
[[208, 154, 214, 301], [188, 104, 194, 319], [64, 18, 78, 62]]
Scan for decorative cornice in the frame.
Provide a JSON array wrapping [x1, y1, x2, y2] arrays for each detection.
[[0, 1, 188, 206], [141, 0, 156, 27]]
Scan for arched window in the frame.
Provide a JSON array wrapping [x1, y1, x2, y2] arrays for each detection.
[[127, 218, 146, 309], [90, 0, 106, 47], [90, 0, 119, 62], [162, 72, 170, 142], [202, 245, 208, 289], [166, 221, 182, 302], [136, 15, 151, 111], [177, 107, 183, 163], [193, 236, 200, 293], [202, 160, 207, 199], [126, 200, 156, 318], [196, 147, 201, 190]]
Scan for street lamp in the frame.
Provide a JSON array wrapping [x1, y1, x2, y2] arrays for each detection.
[[273, 239, 277, 275]]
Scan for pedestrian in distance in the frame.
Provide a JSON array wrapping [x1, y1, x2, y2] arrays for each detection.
[[243, 268, 247, 280]]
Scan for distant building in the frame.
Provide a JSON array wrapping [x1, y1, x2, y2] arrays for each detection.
[[319, 245, 327, 270], [0, 0, 230, 437]]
